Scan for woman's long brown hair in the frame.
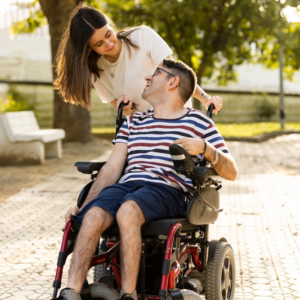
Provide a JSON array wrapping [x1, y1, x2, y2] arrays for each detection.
[[54, 5, 139, 109]]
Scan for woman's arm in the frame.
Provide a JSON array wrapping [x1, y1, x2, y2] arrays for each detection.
[[193, 85, 223, 114], [164, 55, 223, 114]]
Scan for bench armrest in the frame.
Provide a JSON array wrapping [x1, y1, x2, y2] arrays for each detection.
[[75, 161, 106, 174], [193, 166, 219, 183]]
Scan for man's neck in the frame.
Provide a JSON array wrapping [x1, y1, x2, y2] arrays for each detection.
[[152, 101, 188, 119]]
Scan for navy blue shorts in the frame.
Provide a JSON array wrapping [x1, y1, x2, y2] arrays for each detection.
[[72, 181, 186, 225]]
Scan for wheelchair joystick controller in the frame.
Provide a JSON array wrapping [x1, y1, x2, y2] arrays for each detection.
[[169, 144, 194, 176]]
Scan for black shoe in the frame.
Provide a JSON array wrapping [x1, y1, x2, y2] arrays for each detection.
[[53, 288, 81, 300], [117, 293, 134, 300]]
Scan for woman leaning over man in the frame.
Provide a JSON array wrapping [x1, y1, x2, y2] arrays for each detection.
[[54, 5, 223, 116]]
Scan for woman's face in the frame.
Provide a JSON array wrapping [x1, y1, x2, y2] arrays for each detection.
[[88, 24, 119, 57]]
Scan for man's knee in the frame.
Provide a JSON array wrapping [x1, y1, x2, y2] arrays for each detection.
[[116, 200, 145, 228], [83, 206, 113, 227]]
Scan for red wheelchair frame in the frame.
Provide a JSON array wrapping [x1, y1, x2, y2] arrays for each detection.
[[53, 220, 208, 300]]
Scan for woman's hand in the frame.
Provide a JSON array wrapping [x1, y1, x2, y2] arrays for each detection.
[[117, 95, 135, 115], [65, 205, 79, 224], [204, 96, 223, 114]]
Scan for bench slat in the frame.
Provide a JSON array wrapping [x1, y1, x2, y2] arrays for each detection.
[[15, 129, 65, 143], [4, 111, 39, 135]]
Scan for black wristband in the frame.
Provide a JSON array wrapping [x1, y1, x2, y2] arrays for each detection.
[[200, 139, 207, 155]]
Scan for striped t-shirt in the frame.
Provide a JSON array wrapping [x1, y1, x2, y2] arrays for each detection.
[[113, 109, 229, 193]]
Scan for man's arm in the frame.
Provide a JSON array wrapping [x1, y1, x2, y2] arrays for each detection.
[[172, 138, 238, 181], [80, 143, 128, 210], [65, 143, 128, 223]]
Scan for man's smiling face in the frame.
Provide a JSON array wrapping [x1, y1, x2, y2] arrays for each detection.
[[142, 67, 175, 101]]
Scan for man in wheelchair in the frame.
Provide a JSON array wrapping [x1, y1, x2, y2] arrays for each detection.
[[59, 60, 238, 300]]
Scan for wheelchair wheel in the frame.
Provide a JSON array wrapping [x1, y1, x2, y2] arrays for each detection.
[[93, 239, 108, 282], [89, 282, 119, 299], [166, 289, 204, 300], [205, 242, 235, 300]]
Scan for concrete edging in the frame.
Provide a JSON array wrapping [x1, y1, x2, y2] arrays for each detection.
[[93, 131, 300, 143], [224, 130, 300, 143]]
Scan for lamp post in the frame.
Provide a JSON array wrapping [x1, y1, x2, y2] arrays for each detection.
[[279, 42, 285, 130], [279, 2, 285, 130]]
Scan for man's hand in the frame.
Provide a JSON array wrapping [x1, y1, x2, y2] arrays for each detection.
[[204, 95, 223, 114], [65, 205, 79, 224], [116, 95, 135, 115], [173, 138, 205, 156]]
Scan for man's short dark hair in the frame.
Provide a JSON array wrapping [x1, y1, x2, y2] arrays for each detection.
[[162, 60, 197, 103]]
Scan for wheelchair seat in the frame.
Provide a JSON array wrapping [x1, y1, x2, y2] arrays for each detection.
[[72, 217, 201, 238], [107, 218, 200, 236]]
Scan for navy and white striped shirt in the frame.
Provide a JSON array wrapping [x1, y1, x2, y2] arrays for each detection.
[[113, 109, 229, 193]]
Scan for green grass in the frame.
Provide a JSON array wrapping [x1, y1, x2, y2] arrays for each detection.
[[217, 122, 300, 137], [92, 122, 300, 138], [92, 127, 116, 134]]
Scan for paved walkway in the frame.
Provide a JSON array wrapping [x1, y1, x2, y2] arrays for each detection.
[[0, 135, 300, 300]]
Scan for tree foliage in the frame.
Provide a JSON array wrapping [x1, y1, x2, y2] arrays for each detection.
[[101, 0, 300, 86], [10, 0, 300, 117], [10, 0, 100, 35], [11, 0, 300, 86]]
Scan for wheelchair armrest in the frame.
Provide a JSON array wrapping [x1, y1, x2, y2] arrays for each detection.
[[75, 161, 106, 174], [193, 166, 219, 183]]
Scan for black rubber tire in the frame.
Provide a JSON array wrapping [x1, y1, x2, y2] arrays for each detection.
[[205, 242, 235, 300], [93, 239, 108, 282], [166, 289, 204, 300], [89, 282, 119, 299]]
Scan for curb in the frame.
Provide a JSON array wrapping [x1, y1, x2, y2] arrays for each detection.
[[224, 130, 300, 143], [93, 131, 300, 143]]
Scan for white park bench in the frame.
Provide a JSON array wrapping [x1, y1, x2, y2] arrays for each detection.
[[0, 111, 65, 165]]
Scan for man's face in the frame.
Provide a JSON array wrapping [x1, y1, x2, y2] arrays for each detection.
[[142, 67, 175, 101]]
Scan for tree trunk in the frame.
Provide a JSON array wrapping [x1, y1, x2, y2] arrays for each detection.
[[39, 0, 93, 142]]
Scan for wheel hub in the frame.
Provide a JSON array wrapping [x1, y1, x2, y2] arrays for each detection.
[[221, 255, 232, 299]]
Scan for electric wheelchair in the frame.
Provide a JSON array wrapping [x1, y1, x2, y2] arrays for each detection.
[[51, 104, 236, 300]]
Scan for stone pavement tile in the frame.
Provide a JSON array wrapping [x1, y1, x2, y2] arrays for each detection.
[[2, 295, 15, 300], [252, 297, 277, 300], [250, 267, 267, 273], [290, 284, 300, 291], [253, 290, 274, 296], [287, 278, 300, 285], [250, 278, 271, 284], [290, 290, 300, 297], [13, 290, 36, 296], [28, 294, 43, 300]]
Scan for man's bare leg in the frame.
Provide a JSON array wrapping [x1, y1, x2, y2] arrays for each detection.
[[116, 200, 146, 294], [67, 207, 113, 293]]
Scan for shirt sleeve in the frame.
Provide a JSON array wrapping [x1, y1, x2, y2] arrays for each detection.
[[112, 117, 130, 145], [141, 26, 173, 65], [93, 78, 115, 103], [202, 123, 230, 154]]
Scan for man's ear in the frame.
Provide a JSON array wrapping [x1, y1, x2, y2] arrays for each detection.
[[168, 76, 180, 91]]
